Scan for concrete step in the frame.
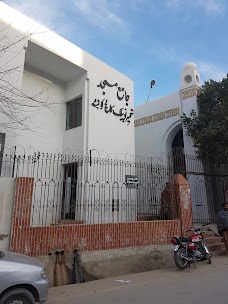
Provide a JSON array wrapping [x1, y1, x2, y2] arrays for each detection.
[[137, 215, 160, 221], [57, 219, 84, 225], [205, 236, 223, 244], [211, 249, 227, 256], [204, 233, 227, 256], [193, 226, 227, 256], [207, 242, 226, 252], [203, 231, 217, 237]]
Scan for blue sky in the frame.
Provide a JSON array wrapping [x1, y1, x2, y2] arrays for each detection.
[[5, 0, 228, 106]]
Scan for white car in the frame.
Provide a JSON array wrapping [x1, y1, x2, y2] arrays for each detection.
[[0, 251, 49, 304]]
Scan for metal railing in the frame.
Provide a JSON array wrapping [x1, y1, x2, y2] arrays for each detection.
[[1, 147, 228, 224]]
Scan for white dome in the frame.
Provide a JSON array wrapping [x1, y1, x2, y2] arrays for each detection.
[[182, 62, 198, 72]]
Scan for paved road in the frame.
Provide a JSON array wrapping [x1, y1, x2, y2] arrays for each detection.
[[47, 256, 228, 304]]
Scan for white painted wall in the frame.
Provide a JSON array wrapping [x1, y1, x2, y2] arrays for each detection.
[[63, 75, 86, 155], [0, 178, 15, 251], [134, 62, 213, 223], [12, 70, 66, 154], [0, 3, 136, 225], [87, 76, 134, 158], [181, 95, 198, 154], [0, 19, 27, 143], [181, 93, 210, 222], [135, 92, 180, 160], [0, 3, 135, 159], [134, 93, 181, 220]]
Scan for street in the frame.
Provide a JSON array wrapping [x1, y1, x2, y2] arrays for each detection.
[[46, 256, 228, 304]]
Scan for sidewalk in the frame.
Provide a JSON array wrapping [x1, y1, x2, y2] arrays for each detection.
[[46, 256, 228, 304]]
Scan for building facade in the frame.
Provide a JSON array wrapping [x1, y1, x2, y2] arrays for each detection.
[[134, 62, 200, 159], [0, 3, 135, 158], [134, 63, 225, 223], [1, 3, 224, 227], [0, 3, 136, 225]]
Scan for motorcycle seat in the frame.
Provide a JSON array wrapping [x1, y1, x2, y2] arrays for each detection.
[[179, 237, 192, 242]]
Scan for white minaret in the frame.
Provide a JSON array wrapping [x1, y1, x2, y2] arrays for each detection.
[[180, 63, 201, 155], [180, 62, 201, 145], [180, 62, 200, 90], [180, 63, 212, 222]]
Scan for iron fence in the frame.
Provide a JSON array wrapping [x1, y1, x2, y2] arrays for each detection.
[[1, 147, 228, 225], [30, 180, 179, 226], [169, 148, 228, 222]]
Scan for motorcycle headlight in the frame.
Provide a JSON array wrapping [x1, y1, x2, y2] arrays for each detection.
[[41, 269, 47, 279]]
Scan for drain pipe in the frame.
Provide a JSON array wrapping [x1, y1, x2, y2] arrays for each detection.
[[84, 76, 90, 159], [80, 76, 90, 222]]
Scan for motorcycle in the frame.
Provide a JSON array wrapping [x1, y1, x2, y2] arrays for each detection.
[[171, 224, 212, 270]]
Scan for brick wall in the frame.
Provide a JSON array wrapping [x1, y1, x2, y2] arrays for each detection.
[[11, 221, 181, 256], [171, 174, 193, 236], [10, 176, 192, 256], [10, 178, 34, 253]]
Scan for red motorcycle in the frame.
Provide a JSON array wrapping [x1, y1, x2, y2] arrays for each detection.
[[171, 224, 212, 270]]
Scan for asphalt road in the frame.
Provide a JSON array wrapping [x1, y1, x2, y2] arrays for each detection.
[[47, 256, 228, 304]]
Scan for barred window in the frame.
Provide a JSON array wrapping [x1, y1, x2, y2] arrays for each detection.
[[66, 97, 82, 130]]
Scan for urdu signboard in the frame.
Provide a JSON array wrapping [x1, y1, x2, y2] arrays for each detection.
[[125, 175, 139, 188]]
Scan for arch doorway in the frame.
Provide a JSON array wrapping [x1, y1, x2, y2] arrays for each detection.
[[172, 129, 186, 175]]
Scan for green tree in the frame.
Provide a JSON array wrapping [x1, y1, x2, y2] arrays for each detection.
[[182, 75, 228, 163]]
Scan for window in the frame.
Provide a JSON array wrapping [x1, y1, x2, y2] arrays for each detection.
[[184, 75, 192, 84], [66, 97, 82, 130]]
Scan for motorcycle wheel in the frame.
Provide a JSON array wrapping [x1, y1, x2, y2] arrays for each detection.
[[174, 247, 188, 270], [201, 244, 212, 264]]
